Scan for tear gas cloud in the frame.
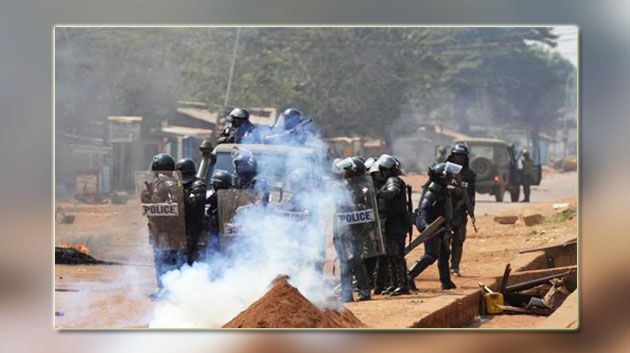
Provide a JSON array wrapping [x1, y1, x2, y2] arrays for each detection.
[[150, 120, 349, 328]]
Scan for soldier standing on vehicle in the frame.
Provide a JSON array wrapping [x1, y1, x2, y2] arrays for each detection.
[[141, 153, 187, 299], [264, 108, 313, 145], [175, 158, 207, 264], [333, 157, 375, 302], [408, 162, 461, 290], [217, 108, 262, 145], [519, 149, 534, 202], [204, 169, 233, 257], [370, 154, 411, 296], [445, 144, 476, 277]]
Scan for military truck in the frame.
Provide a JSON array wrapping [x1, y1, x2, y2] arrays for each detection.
[[208, 143, 320, 191], [438, 138, 542, 202]]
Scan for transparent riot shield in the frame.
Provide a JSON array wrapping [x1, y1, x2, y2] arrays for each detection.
[[334, 175, 385, 260], [140, 171, 187, 251], [217, 189, 261, 238]]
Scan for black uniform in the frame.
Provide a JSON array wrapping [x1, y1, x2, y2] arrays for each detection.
[[182, 178, 207, 264], [447, 156, 476, 275], [375, 176, 410, 296], [217, 107, 262, 145], [408, 163, 458, 290], [142, 153, 187, 298], [217, 120, 261, 144], [519, 151, 534, 202], [332, 157, 373, 302]]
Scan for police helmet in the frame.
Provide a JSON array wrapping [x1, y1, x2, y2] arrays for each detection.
[[370, 154, 402, 177], [151, 153, 175, 172], [210, 169, 233, 190], [279, 108, 303, 130], [364, 157, 376, 170], [451, 143, 469, 156], [335, 157, 366, 178], [232, 147, 257, 177], [227, 108, 250, 124], [175, 158, 196, 183]]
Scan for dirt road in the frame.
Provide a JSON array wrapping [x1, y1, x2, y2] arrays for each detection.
[[54, 171, 577, 328]]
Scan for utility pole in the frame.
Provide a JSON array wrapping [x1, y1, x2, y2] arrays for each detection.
[[224, 27, 241, 107]]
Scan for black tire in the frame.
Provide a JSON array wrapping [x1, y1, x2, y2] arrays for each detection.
[[494, 185, 505, 202], [470, 157, 494, 180], [510, 187, 520, 202]]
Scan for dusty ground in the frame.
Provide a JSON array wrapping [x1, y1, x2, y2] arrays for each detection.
[[54, 171, 577, 329], [346, 170, 577, 328]]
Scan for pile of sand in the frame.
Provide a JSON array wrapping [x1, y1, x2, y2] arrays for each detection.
[[223, 275, 365, 328]]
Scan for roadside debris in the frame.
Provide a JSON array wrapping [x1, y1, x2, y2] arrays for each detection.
[[223, 275, 365, 328], [519, 237, 577, 254], [55, 244, 113, 265], [522, 213, 545, 226], [493, 215, 518, 224], [479, 263, 576, 317]]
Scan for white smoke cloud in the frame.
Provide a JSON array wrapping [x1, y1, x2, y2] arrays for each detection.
[[150, 119, 348, 328]]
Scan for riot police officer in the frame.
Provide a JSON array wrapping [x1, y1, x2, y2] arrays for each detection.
[[231, 147, 269, 204], [333, 157, 373, 302], [141, 153, 187, 299], [370, 154, 411, 296], [519, 149, 534, 202], [204, 169, 233, 257], [408, 162, 461, 290], [446, 144, 476, 277], [175, 158, 207, 264], [217, 107, 262, 144], [264, 108, 312, 145]]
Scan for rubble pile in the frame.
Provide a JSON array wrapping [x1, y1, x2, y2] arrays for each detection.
[[223, 275, 365, 328], [479, 263, 577, 317]]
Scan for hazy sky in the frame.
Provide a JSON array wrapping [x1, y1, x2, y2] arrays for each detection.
[[553, 26, 578, 67]]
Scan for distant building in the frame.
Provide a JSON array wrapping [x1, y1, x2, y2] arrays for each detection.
[[391, 122, 471, 173]]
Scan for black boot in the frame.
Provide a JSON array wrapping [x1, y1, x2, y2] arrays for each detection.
[[441, 280, 457, 290], [351, 259, 372, 301], [450, 245, 463, 277], [408, 277, 418, 291], [408, 256, 433, 282], [438, 259, 456, 290], [374, 256, 389, 295], [390, 256, 410, 296]]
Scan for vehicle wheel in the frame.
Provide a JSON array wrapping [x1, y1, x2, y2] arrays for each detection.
[[494, 185, 505, 202], [470, 157, 493, 180], [510, 187, 520, 202]]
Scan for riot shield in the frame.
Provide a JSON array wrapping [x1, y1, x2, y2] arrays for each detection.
[[334, 175, 385, 260], [217, 189, 261, 238], [140, 171, 187, 251]]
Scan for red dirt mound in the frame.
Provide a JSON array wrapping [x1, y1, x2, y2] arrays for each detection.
[[223, 275, 365, 328]]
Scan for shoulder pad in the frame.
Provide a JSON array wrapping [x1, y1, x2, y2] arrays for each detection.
[[427, 181, 442, 193], [386, 176, 404, 187], [192, 179, 206, 189]]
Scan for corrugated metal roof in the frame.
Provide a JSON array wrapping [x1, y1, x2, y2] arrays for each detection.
[[107, 116, 142, 123], [453, 137, 509, 145], [162, 125, 213, 137], [177, 107, 219, 124], [249, 107, 277, 126]]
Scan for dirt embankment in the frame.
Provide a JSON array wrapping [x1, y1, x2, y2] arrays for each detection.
[[223, 276, 365, 328]]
